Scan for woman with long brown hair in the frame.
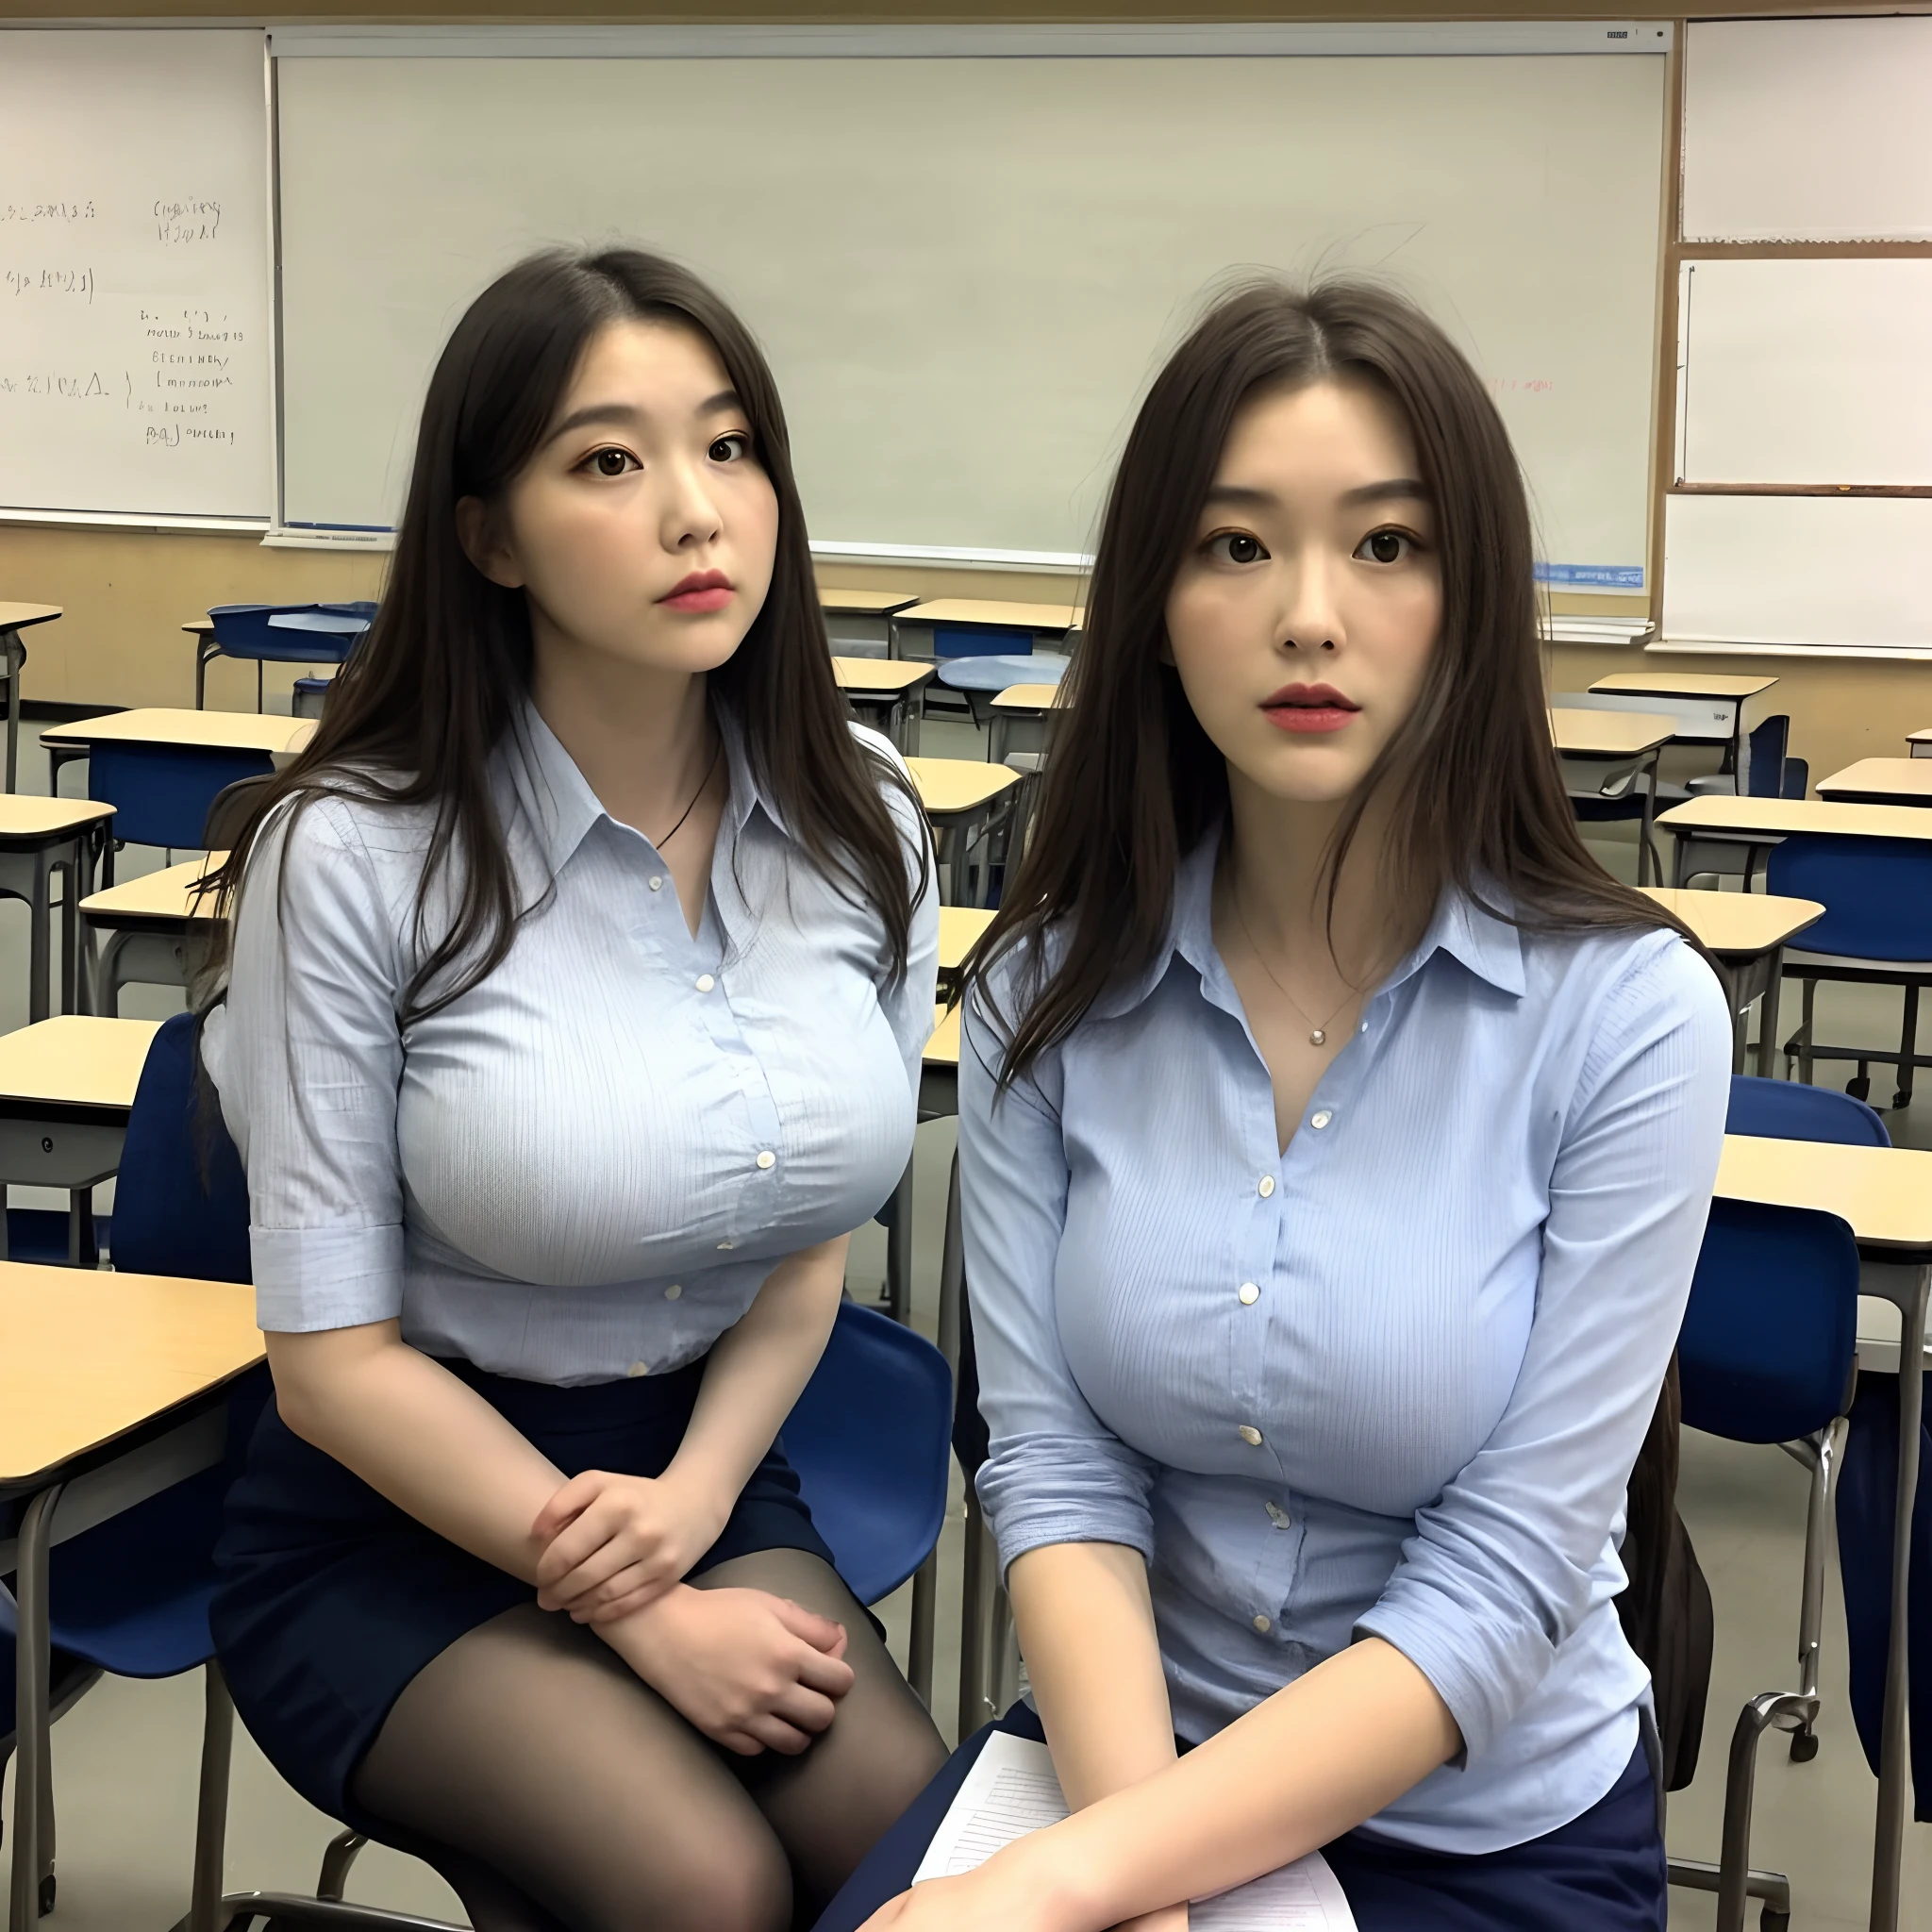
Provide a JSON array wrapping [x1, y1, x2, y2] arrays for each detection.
[[201, 246, 945, 1932], [835, 281, 1729, 1930]]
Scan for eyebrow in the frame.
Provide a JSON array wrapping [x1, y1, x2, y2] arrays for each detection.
[[1202, 477, 1430, 510], [544, 390, 744, 443]]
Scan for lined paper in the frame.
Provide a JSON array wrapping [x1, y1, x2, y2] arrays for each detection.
[[911, 1733, 1357, 1930]]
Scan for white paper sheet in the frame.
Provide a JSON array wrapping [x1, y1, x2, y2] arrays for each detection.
[[911, 1733, 1357, 1930]]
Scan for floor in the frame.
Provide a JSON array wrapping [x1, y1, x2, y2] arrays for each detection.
[[3, 711, 1927, 1929]]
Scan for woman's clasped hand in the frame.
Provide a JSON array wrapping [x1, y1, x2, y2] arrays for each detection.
[[530, 1463, 733, 1622]]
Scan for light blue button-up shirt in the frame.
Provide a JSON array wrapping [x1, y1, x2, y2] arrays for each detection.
[[205, 704, 937, 1386], [961, 836, 1730, 1854]]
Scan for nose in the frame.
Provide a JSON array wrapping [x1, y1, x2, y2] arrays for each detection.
[[658, 451, 724, 554], [1274, 541, 1344, 655]]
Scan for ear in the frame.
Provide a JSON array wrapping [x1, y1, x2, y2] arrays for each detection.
[[456, 495, 525, 590]]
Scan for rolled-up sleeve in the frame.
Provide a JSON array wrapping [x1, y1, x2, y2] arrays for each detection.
[[205, 794, 407, 1333], [1354, 937, 1732, 1763], [960, 980, 1159, 1573]]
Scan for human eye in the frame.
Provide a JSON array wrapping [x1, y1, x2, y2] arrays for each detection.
[[1355, 526, 1426, 565], [1204, 530, 1270, 566], [579, 446, 640, 478], [708, 430, 754, 464]]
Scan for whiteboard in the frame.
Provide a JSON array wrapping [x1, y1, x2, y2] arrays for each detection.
[[1682, 17, 1932, 243], [1662, 494, 1932, 654], [276, 47, 1665, 581], [0, 30, 272, 524], [1676, 259, 1932, 487]]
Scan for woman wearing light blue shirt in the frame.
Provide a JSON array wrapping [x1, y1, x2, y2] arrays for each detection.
[[202, 247, 945, 1932], [843, 283, 1730, 1931]]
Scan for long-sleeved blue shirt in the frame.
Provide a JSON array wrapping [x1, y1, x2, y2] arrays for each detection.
[[960, 836, 1731, 1854]]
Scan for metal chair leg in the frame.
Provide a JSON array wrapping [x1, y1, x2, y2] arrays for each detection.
[[880, 1156, 915, 1325], [316, 1831, 368, 1902], [957, 1488, 999, 1744], [1790, 1417, 1846, 1762], [908, 1548, 939, 1711], [1894, 981, 1920, 1112], [187, 1664, 235, 1932]]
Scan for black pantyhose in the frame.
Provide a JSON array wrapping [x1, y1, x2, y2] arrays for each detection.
[[349, 1550, 947, 1932]]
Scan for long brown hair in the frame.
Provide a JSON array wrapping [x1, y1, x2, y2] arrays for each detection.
[[974, 276, 1690, 1086], [204, 246, 925, 1021]]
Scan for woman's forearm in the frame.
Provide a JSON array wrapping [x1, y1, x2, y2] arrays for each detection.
[[1009, 1636, 1461, 1931], [1008, 1542, 1179, 1807], [663, 1233, 850, 1524], [267, 1322, 565, 1583]]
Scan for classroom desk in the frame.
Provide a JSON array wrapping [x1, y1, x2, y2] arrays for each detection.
[[78, 853, 226, 1015], [1641, 887, 1823, 1077], [1586, 671, 1777, 773], [0, 798, 115, 1022], [0, 605, 61, 795], [1, 1260, 261, 1932], [818, 587, 919, 659], [899, 599, 1085, 686], [832, 657, 936, 752], [41, 707, 315, 796], [937, 907, 994, 999], [0, 1016, 158, 1264], [1657, 795, 1932, 888], [908, 758, 1019, 908], [1550, 708, 1674, 887], [921, 1000, 962, 1123], [1713, 1135, 1932, 1932], [988, 680, 1069, 764], [1815, 758, 1932, 808], [1908, 728, 1931, 759]]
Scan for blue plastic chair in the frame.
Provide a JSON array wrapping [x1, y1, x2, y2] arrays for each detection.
[[1765, 834, 1932, 1110], [203, 602, 376, 711], [88, 741, 275, 884], [1725, 1074, 1890, 1149], [1670, 1187, 1863, 1926]]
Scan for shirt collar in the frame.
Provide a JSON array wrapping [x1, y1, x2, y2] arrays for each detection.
[[1099, 830, 1525, 1019], [502, 696, 785, 874]]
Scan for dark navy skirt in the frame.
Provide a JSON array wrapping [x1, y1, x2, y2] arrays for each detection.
[[210, 1355, 835, 1827], [812, 1705, 1666, 1932]]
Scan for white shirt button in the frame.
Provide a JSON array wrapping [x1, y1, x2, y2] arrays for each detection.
[[1310, 1110, 1333, 1131], [1264, 1500, 1292, 1529], [1238, 1282, 1259, 1306], [1252, 1613, 1272, 1634], [756, 1150, 775, 1170], [1257, 1175, 1275, 1198], [664, 1283, 682, 1300], [695, 974, 715, 993], [626, 1360, 650, 1378], [648, 875, 664, 891], [1359, 1020, 1369, 1033], [1238, 1424, 1263, 1447]]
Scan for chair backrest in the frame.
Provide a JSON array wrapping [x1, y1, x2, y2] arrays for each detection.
[[203, 772, 279, 849], [1726, 1074, 1890, 1146], [781, 1301, 952, 1607], [108, 1013, 251, 1284], [1764, 833, 1932, 960], [207, 604, 323, 649], [934, 624, 1034, 660], [90, 743, 276, 851], [1780, 757, 1808, 801], [1678, 1197, 1861, 1444], [1742, 713, 1790, 799]]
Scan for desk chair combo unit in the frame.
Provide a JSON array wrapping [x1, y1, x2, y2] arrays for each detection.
[[42, 711, 308, 889], [1703, 1133, 1932, 1932], [186, 605, 376, 713], [1908, 729, 1931, 760], [1641, 888, 1823, 1077], [895, 599, 1081, 729], [832, 658, 937, 753], [908, 758, 1020, 908], [1549, 704, 1675, 886]]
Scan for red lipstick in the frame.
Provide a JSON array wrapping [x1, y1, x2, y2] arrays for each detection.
[[1260, 682, 1360, 735], [659, 569, 733, 613]]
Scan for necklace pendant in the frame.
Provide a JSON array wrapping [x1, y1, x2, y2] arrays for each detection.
[[1308, 1027, 1325, 1047]]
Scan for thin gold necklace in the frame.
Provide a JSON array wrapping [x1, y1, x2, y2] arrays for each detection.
[[1230, 878, 1359, 1049]]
